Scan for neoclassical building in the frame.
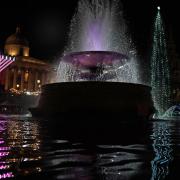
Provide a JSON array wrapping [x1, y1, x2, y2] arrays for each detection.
[[0, 27, 55, 92]]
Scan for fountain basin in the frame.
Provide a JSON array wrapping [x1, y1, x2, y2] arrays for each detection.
[[61, 51, 130, 81], [30, 82, 154, 119], [63, 51, 129, 68]]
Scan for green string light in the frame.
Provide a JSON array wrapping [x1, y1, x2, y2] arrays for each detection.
[[151, 10, 171, 118]]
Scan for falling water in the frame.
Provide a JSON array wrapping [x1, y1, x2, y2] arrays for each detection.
[[66, 0, 132, 53], [57, 0, 140, 83], [151, 7, 171, 118]]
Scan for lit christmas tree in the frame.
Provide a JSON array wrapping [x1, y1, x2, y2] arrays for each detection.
[[151, 6, 171, 117]]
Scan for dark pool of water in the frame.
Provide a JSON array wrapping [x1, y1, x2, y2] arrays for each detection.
[[0, 115, 180, 180]]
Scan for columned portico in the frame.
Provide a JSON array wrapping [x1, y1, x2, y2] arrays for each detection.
[[0, 27, 54, 92]]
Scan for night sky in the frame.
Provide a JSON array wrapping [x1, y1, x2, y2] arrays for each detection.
[[0, 0, 179, 62]]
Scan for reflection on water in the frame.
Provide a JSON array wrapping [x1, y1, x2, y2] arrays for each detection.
[[0, 117, 41, 179], [96, 144, 149, 179], [0, 116, 180, 179], [151, 121, 173, 180]]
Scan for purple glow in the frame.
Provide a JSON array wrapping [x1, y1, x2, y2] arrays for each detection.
[[0, 165, 8, 170], [0, 152, 9, 157], [0, 172, 14, 179], [57, 0, 140, 83], [0, 141, 5, 144], [0, 147, 10, 151], [65, 0, 132, 54], [61, 51, 129, 81], [84, 20, 106, 51], [63, 51, 129, 68]]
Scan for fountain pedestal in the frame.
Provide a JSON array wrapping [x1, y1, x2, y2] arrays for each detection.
[[30, 82, 154, 119]]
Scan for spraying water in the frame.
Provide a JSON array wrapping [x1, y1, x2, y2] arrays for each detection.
[[57, 0, 140, 83], [66, 0, 131, 53], [151, 7, 171, 118]]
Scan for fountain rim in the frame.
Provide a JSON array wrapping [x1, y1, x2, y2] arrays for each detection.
[[63, 50, 129, 56], [63, 51, 129, 61], [41, 81, 151, 90], [62, 51, 129, 66]]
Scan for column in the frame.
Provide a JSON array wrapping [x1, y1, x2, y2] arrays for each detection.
[[44, 73, 47, 84], [13, 68, 17, 89], [28, 69, 32, 91], [34, 71, 38, 91], [20, 69, 25, 91], [5, 68, 9, 90], [41, 72, 45, 85]]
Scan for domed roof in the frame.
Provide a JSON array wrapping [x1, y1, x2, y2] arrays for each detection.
[[5, 27, 29, 47]]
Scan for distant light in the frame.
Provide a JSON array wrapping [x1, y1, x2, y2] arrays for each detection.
[[26, 91, 31, 95], [37, 80, 41, 84], [16, 84, 20, 88], [157, 6, 160, 10]]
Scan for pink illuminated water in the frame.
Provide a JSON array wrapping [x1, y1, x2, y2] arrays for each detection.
[[66, 0, 132, 54]]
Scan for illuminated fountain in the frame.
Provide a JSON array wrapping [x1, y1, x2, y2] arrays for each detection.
[[57, 0, 139, 83], [30, 0, 154, 119]]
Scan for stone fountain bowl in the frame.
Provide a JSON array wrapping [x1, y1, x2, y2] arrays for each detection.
[[62, 51, 129, 68], [30, 82, 154, 120]]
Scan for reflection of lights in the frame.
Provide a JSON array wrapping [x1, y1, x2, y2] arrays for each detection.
[[7, 158, 18, 163], [0, 147, 10, 151], [0, 141, 4, 144], [0, 117, 42, 178], [0, 152, 9, 157], [0, 172, 14, 179], [0, 165, 9, 170], [151, 122, 173, 180], [36, 167, 42, 172]]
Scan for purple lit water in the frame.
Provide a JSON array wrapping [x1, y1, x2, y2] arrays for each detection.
[[57, 0, 140, 83]]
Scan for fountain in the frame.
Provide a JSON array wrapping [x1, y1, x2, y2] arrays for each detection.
[[30, 0, 154, 119]]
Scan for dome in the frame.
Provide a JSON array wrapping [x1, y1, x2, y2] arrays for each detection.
[[5, 27, 29, 47]]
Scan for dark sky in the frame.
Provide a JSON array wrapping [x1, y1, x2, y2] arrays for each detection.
[[0, 0, 179, 62]]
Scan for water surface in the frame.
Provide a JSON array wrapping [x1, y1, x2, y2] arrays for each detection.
[[0, 116, 180, 180]]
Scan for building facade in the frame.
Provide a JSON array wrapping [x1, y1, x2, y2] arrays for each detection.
[[0, 27, 54, 92]]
